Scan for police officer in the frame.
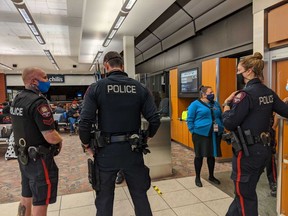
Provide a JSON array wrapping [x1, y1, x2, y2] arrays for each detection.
[[10, 67, 63, 216], [222, 52, 288, 216], [79, 51, 160, 216]]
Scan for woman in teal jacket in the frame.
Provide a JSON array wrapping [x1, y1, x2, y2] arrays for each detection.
[[187, 85, 224, 187]]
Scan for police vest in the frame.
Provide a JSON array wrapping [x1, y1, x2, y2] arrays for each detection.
[[11, 90, 51, 148], [95, 72, 146, 134], [241, 80, 274, 136]]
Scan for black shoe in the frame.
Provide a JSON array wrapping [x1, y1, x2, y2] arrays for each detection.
[[270, 190, 277, 197], [209, 176, 221, 185], [115, 171, 125, 184], [269, 182, 277, 191], [195, 177, 203, 187]]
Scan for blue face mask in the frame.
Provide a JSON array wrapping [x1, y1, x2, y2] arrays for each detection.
[[286, 84, 288, 91], [206, 93, 215, 102], [37, 80, 50, 93]]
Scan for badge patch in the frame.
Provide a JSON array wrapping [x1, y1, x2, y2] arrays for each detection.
[[43, 118, 54, 125], [233, 92, 247, 104], [37, 104, 52, 118]]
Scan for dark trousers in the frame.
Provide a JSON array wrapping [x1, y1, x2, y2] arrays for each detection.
[[226, 144, 269, 216], [95, 142, 152, 216], [266, 150, 277, 184]]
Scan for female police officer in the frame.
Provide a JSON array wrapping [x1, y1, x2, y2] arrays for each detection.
[[222, 52, 288, 216], [79, 51, 160, 216]]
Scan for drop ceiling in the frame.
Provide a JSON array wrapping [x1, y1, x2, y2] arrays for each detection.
[[0, 0, 252, 74]]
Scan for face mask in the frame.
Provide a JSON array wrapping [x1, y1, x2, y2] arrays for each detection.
[[286, 83, 288, 91], [206, 93, 214, 102], [37, 80, 50, 93]]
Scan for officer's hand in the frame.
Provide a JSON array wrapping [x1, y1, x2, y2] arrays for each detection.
[[85, 147, 94, 156], [54, 142, 62, 156], [283, 97, 288, 104], [225, 91, 238, 104]]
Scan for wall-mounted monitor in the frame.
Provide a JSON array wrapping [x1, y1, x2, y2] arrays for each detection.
[[178, 68, 199, 98]]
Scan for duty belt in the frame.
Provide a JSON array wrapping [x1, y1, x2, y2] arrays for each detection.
[[253, 132, 271, 146], [28, 145, 57, 161], [110, 135, 129, 143]]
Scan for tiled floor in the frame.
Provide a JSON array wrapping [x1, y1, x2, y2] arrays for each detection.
[[0, 133, 277, 215], [0, 177, 233, 216]]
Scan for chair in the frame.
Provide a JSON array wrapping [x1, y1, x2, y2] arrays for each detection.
[[53, 112, 69, 132]]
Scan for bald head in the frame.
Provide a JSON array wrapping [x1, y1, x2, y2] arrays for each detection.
[[22, 67, 47, 88]]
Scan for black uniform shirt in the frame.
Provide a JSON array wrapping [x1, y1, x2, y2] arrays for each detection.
[[10, 89, 55, 148], [222, 78, 288, 136], [79, 71, 160, 144]]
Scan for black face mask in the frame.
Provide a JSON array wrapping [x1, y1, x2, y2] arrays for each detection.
[[237, 74, 245, 89]]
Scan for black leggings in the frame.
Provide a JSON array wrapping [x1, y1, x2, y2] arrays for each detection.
[[194, 156, 215, 178]]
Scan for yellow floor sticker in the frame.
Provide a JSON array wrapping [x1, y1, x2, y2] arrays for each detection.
[[152, 185, 162, 195]]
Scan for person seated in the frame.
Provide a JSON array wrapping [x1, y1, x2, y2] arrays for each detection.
[[54, 103, 66, 114], [67, 101, 80, 135]]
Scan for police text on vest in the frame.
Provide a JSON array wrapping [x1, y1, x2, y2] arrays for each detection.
[[107, 84, 136, 94], [10, 107, 24, 116], [259, 95, 273, 105]]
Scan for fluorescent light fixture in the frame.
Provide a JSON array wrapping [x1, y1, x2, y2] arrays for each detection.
[[0, 63, 13, 71], [53, 64, 60, 71], [96, 51, 103, 60], [90, 51, 104, 71], [12, 1, 46, 45], [35, 35, 45, 44], [18, 8, 32, 24], [108, 29, 117, 39], [89, 64, 95, 71], [43, 49, 60, 71], [114, 16, 126, 29], [28, 24, 39, 35], [123, 0, 137, 10], [103, 39, 112, 47], [102, 0, 137, 48]]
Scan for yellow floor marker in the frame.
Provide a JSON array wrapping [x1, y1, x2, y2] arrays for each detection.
[[152, 185, 162, 195]]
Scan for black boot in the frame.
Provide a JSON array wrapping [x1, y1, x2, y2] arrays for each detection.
[[270, 182, 277, 197], [195, 177, 203, 187], [208, 176, 221, 185]]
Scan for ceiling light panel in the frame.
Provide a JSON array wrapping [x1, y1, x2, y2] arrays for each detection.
[[114, 16, 126, 29], [42, 25, 70, 55], [124, 0, 137, 10], [0, 22, 43, 55]]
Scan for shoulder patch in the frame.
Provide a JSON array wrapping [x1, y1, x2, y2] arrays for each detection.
[[37, 104, 52, 118], [233, 92, 247, 104]]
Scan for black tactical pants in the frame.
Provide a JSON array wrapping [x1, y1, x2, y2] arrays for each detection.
[[266, 147, 277, 184], [95, 141, 152, 216], [226, 144, 269, 216]]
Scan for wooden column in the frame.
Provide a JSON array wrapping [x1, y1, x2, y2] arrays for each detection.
[[0, 73, 6, 102]]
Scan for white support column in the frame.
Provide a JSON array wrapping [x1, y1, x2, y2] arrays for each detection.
[[123, 36, 135, 79]]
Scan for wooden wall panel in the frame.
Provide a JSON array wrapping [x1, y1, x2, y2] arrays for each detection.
[[0, 73, 7, 103], [201, 59, 217, 92], [268, 3, 288, 48], [275, 60, 288, 214]]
